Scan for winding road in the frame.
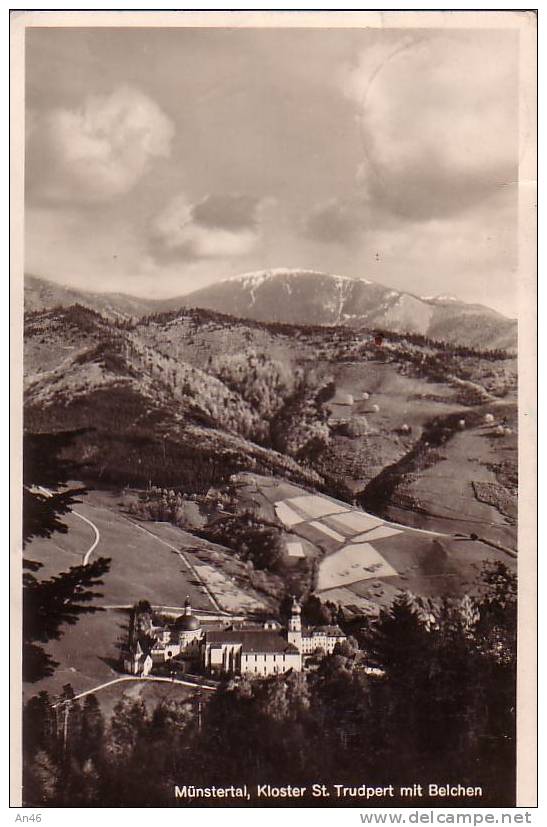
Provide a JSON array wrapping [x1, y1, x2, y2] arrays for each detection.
[[24, 490, 230, 704], [73, 509, 101, 565], [38, 486, 101, 566], [52, 674, 217, 707]]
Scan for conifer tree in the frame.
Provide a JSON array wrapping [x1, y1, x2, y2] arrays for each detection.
[[22, 431, 111, 681]]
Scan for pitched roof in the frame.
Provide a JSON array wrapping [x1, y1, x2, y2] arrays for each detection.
[[303, 626, 346, 637], [205, 630, 299, 654]]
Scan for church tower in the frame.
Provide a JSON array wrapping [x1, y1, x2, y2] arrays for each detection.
[[287, 596, 302, 651]]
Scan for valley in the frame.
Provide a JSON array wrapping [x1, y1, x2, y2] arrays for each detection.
[[22, 276, 518, 704]]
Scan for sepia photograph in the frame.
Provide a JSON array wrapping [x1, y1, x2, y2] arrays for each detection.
[[10, 9, 537, 811]]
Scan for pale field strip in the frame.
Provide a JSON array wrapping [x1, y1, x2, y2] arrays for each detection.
[[273, 492, 437, 592], [285, 494, 349, 519], [321, 515, 361, 537], [286, 542, 306, 558], [308, 520, 346, 542], [274, 501, 304, 526], [317, 542, 398, 591], [316, 587, 380, 613], [194, 564, 269, 612], [328, 510, 384, 533], [351, 525, 403, 542], [276, 490, 446, 539]]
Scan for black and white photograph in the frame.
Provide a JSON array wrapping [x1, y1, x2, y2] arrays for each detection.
[[10, 9, 537, 811]]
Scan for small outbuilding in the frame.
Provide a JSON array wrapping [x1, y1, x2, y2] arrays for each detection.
[[328, 390, 354, 407]]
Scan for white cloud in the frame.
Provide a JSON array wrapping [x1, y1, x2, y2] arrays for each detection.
[[152, 194, 262, 259], [343, 32, 518, 220], [351, 185, 517, 314], [30, 86, 174, 203]]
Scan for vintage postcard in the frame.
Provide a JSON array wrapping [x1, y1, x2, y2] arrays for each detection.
[[10, 10, 537, 811]]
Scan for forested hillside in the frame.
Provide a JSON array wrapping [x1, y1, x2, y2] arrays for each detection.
[[24, 303, 517, 505]]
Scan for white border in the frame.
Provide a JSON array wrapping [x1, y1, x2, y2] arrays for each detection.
[[8, 6, 539, 818]]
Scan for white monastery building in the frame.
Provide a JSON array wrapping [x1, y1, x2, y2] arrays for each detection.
[[123, 597, 346, 678]]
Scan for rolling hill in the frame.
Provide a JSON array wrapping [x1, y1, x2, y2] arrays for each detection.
[[24, 273, 156, 319]]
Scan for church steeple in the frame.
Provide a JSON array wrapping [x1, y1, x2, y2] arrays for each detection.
[[287, 595, 302, 650]]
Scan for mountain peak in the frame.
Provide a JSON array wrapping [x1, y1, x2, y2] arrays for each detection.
[[184, 269, 516, 351]]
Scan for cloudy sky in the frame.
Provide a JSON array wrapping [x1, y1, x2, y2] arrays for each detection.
[[25, 25, 519, 315]]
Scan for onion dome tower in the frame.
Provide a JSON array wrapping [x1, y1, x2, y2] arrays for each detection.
[[173, 596, 201, 633]]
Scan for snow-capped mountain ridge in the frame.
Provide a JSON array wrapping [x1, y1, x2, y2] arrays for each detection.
[[184, 268, 516, 351], [227, 267, 372, 288], [421, 294, 460, 303], [25, 271, 517, 351]]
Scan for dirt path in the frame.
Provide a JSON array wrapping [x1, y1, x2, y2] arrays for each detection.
[[125, 518, 226, 614]]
